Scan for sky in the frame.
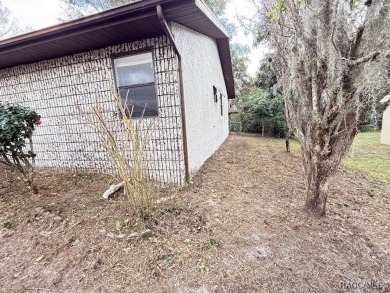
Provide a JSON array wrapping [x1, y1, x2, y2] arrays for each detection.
[[225, 0, 270, 76], [2, 0, 62, 30], [2, 0, 269, 76]]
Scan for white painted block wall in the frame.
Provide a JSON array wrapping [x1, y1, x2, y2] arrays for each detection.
[[171, 22, 230, 176]]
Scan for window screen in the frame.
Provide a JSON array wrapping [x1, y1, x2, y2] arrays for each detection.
[[113, 52, 158, 118]]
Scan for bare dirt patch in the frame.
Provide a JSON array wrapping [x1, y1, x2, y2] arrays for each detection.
[[0, 134, 389, 293]]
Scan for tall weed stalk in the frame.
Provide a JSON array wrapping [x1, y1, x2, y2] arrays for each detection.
[[83, 89, 156, 218]]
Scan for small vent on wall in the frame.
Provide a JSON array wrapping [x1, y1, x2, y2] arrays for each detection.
[[213, 86, 218, 102], [213, 85, 225, 116]]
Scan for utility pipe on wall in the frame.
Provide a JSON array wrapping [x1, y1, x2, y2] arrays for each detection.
[[156, 4, 190, 184]]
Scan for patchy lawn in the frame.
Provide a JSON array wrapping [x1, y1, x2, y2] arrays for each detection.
[[245, 131, 390, 182], [344, 131, 390, 182], [0, 134, 389, 292]]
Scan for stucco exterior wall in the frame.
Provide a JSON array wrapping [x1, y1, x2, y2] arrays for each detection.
[[0, 36, 186, 185], [171, 22, 229, 176], [381, 105, 390, 145]]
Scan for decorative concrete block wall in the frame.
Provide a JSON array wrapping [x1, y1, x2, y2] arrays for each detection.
[[0, 35, 186, 186]]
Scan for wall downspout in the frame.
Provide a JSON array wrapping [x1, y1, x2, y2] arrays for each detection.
[[156, 5, 190, 185]]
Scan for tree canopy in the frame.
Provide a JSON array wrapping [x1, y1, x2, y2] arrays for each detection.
[[59, 0, 231, 22], [58, 0, 136, 20], [0, 1, 21, 39], [233, 57, 287, 137], [238, 88, 287, 137]]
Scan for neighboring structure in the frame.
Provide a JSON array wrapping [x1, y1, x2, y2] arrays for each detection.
[[380, 95, 390, 145], [0, 0, 235, 186]]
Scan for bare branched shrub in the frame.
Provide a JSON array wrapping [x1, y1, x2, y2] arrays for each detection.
[[82, 90, 157, 218]]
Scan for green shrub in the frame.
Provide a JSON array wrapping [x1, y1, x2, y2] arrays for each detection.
[[0, 103, 41, 193]]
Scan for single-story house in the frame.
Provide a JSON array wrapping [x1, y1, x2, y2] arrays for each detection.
[[0, 0, 235, 186], [380, 95, 390, 145]]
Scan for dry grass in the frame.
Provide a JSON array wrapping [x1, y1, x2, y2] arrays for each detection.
[[83, 92, 156, 218], [0, 134, 389, 292]]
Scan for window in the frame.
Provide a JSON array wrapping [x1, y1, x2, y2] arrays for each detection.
[[113, 52, 158, 118], [220, 93, 223, 116], [213, 86, 224, 116], [213, 86, 218, 102]]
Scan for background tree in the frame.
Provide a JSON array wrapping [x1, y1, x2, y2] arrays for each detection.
[[204, 0, 252, 98], [234, 58, 287, 137], [239, 88, 287, 137], [59, 0, 231, 21], [362, 103, 386, 131], [257, 0, 390, 216], [204, 0, 229, 17], [0, 0, 22, 39], [231, 43, 252, 97], [254, 60, 278, 90], [59, 0, 137, 20]]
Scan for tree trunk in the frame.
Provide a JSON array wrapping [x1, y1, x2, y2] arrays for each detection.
[[261, 122, 265, 137], [27, 180, 39, 194], [285, 130, 291, 153], [304, 159, 329, 217], [21, 168, 39, 194]]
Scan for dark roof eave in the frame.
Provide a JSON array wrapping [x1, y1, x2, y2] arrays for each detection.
[[0, 0, 235, 99], [0, 0, 174, 47]]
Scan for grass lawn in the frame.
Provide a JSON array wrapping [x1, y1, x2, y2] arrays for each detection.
[[243, 131, 390, 182], [344, 132, 390, 182]]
